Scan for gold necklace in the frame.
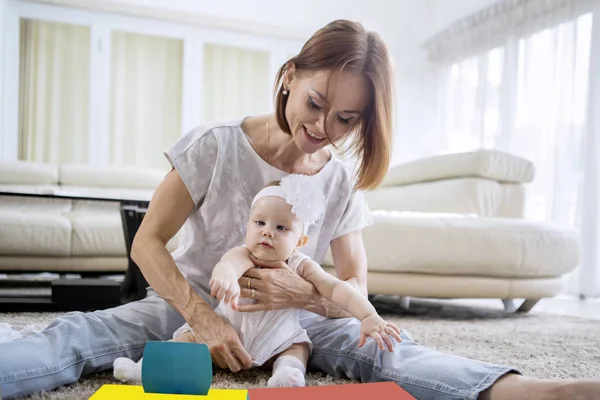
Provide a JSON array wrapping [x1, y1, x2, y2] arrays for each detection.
[[264, 120, 269, 162]]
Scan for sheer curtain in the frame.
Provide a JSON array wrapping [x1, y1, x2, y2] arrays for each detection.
[[109, 31, 183, 171], [18, 19, 90, 164], [434, 12, 599, 297], [202, 43, 272, 121]]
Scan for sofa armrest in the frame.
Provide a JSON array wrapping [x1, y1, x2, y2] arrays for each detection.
[[381, 149, 535, 187], [365, 178, 526, 218]]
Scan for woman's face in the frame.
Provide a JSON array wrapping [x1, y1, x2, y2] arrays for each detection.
[[284, 66, 370, 154]]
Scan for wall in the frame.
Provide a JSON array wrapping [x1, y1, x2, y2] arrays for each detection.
[[0, 0, 6, 154]]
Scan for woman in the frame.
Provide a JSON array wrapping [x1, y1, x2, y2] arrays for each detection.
[[0, 19, 597, 400]]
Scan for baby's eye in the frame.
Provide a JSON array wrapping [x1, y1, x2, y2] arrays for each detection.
[[276, 225, 287, 231], [255, 221, 265, 226]]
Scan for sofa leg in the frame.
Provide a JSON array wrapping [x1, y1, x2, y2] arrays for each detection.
[[502, 298, 540, 313], [399, 296, 410, 310], [516, 298, 540, 313], [502, 298, 517, 312]]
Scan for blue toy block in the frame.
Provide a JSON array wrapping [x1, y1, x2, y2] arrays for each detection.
[[141, 341, 212, 395]]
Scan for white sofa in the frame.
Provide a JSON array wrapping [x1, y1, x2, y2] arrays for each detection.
[[322, 150, 579, 311], [0, 161, 171, 273], [0, 150, 579, 311]]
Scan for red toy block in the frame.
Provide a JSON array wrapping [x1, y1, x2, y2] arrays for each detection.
[[248, 382, 415, 399]]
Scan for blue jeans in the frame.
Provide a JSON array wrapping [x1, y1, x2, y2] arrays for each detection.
[[0, 293, 517, 399]]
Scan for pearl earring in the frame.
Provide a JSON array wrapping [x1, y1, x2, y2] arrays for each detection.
[[283, 89, 289, 95]]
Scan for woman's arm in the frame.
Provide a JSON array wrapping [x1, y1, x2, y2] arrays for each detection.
[[131, 169, 253, 371]]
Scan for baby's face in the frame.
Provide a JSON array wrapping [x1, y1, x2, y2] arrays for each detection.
[[246, 196, 306, 261]]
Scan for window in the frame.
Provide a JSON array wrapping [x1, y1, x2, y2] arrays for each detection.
[[202, 43, 271, 122], [109, 31, 184, 170], [438, 13, 593, 226], [18, 19, 91, 164], [1, 0, 302, 169]]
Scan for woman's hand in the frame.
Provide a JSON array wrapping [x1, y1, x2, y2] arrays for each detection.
[[235, 254, 316, 312], [190, 310, 253, 372], [358, 314, 402, 352]]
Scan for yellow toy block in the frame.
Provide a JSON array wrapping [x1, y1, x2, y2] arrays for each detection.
[[89, 384, 248, 400]]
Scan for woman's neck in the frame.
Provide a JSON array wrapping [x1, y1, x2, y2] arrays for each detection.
[[262, 115, 328, 174]]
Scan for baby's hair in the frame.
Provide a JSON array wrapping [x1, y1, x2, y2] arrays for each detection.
[[263, 180, 281, 189]]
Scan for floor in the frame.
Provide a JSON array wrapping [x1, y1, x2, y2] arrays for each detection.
[[442, 295, 600, 320]]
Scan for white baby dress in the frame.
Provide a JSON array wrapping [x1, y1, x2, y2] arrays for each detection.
[[173, 250, 313, 367]]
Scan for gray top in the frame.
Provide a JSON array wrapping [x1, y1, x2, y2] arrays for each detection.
[[164, 119, 373, 293]]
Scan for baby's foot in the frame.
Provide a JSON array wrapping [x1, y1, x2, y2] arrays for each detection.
[[267, 366, 306, 387], [113, 357, 142, 383]]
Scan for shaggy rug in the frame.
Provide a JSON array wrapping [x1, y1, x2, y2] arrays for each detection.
[[1, 296, 599, 400]]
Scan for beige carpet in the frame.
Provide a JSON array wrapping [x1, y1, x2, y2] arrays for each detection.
[[2, 296, 599, 400]]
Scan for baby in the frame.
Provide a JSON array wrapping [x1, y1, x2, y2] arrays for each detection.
[[113, 174, 402, 387]]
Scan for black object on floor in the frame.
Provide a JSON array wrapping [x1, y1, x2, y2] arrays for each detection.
[[119, 203, 150, 304], [51, 278, 122, 305], [0, 279, 122, 312]]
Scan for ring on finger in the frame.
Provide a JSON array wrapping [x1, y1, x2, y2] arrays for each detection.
[[251, 288, 255, 299], [247, 278, 252, 289]]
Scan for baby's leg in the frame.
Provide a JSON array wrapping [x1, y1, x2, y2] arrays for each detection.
[[113, 330, 196, 383], [267, 342, 310, 388]]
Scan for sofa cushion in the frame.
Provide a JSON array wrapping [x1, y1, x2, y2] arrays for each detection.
[[0, 211, 71, 256], [66, 211, 127, 256], [64, 207, 179, 256], [0, 184, 63, 197], [0, 256, 127, 272], [365, 178, 525, 218], [381, 149, 535, 187], [60, 185, 155, 203], [0, 161, 59, 185], [322, 211, 579, 278], [0, 189, 73, 213], [59, 164, 166, 190]]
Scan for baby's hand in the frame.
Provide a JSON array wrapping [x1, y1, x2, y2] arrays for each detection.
[[358, 314, 402, 352], [210, 263, 240, 310]]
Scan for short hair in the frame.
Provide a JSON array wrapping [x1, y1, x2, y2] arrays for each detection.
[[273, 20, 394, 191]]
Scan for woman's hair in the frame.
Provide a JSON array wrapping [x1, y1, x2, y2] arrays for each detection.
[[273, 19, 394, 191]]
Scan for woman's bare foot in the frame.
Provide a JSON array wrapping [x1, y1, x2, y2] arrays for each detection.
[[480, 374, 600, 400]]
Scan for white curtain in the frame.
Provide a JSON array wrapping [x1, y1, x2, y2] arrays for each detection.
[[18, 19, 90, 164], [202, 43, 271, 121], [424, 0, 593, 65], [436, 11, 599, 297], [110, 31, 183, 171]]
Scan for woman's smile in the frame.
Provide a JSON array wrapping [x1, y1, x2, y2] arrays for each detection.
[[303, 125, 326, 142]]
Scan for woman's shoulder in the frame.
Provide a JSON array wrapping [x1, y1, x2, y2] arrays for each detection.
[[189, 119, 245, 142], [168, 119, 245, 154], [321, 151, 360, 191]]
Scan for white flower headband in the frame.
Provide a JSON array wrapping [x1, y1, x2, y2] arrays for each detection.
[[251, 174, 325, 234]]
